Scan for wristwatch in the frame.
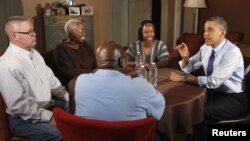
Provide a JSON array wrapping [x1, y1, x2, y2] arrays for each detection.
[[182, 75, 188, 83]]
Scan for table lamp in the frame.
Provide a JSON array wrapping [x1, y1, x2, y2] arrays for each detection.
[[183, 0, 207, 33]]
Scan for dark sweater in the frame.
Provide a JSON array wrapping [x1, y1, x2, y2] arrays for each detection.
[[54, 41, 97, 86]]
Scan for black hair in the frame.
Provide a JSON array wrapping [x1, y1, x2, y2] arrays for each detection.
[[138, 20, 154, 41]]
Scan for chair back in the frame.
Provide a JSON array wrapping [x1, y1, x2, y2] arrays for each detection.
[[178, 32, 243, 57], [68, 77, 77, 114], [0, 92, 33, 141], [245, 64, 250, 110], [53, 107, 157, 141], [0, 92, 11, 141]]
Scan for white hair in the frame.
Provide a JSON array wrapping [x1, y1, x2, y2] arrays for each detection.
[[64, 19, 82, 36]]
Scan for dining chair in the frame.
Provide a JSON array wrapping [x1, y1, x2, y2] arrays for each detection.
[[53, 107, 157, 141], [0, 92, 33, 141], [68, 77, 77, 114]]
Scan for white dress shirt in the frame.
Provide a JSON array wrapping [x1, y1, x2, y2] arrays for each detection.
[[0, 43, 69, 122]]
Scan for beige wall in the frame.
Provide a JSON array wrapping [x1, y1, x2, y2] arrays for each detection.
[[108, 0, 170, 47], [128, 0, 151, 43], [20, 0, 190, 51], [22, 0, 110, 49]]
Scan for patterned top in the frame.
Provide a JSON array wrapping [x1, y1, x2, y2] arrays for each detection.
[[126, 40, 169, 64]]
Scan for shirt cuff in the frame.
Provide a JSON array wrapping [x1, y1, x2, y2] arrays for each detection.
[[197, 76, 207, 87], [64, 91, 69, 102], [40, 109, 53, 122], [179, 60, 189, 73]]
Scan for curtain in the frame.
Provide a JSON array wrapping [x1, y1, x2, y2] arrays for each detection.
[[151, 0, 161, 40], [0, 0, 23, 51]]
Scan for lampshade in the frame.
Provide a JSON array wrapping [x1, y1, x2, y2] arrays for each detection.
[[183, 0, 207, 8]]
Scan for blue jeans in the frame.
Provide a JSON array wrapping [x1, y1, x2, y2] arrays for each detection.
[[8, 99, 69, 141]]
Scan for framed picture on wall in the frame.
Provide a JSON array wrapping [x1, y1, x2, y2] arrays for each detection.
[[69, 7, 80, 15], [81, 6, 93, 15]]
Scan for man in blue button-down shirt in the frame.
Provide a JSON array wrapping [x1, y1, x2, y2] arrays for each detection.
[[169, 16, 248, 140], [75, 42, 165, 121]]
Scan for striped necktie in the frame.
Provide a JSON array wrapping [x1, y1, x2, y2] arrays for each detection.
[[207, 49, 215, 76]]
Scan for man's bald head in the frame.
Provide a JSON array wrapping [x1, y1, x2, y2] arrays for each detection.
[[96, 42, 125, 70]]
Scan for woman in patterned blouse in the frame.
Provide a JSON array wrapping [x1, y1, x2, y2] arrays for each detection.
[[126, 20, 169, 68]]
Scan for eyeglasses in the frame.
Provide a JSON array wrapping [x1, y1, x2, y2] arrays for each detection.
[[15, 30, 35, 35], [72, 29, 86, 34]]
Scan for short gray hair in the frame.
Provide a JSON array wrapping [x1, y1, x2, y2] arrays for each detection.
[[206, 16, 228, 31], [64, 19, 82, 36], [5, 16, 29, 35]]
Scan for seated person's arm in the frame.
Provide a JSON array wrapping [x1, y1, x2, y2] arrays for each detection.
[[169, 72, 198, 85], [126, 60, 136, 68], [155, 42, 169, 68], [0, 66, 52, 123], [136, 79, 165, 120], [125, 44, 137, 68], [46, 65, 69, 102], [176, 43, 190, 69], [145, 86, 165, 120]]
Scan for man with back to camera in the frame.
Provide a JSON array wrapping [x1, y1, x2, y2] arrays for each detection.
[[169, 16, 248, 141], [75, 41, 165, 121], [0, 16, 69, 141], [75, 41, 165, 140]]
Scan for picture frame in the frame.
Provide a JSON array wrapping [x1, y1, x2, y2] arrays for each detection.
[[69, 7, 80, 15], [81, 6, 94, 15]]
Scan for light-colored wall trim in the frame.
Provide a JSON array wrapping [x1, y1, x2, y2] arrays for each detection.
[[109, 0, 151, 46], [108, 0, 129, 46], [173, 0, 182, 48], [161, 0, 168, 44], [183, 7, 193, 33], [128, 0, 151, 44]]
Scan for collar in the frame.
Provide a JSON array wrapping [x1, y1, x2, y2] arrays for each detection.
[[213, 39, 226, 53], [95, 69, 125, 76], [9, 42, 34, 60]]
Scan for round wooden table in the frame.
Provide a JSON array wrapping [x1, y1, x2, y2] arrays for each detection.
[[155, 68, 206, 141]]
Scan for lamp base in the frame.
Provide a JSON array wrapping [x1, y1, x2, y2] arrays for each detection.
[[192, 8, 198, 34]]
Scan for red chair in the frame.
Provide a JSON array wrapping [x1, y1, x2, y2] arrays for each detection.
[[53, 107, 157, 141]]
